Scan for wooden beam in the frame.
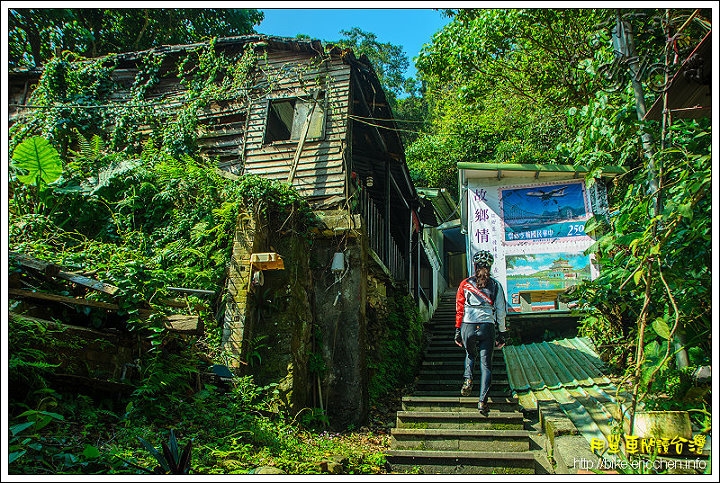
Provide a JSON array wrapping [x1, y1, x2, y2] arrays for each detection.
[[9, 251, 60, 277], [288, 89, 320, 184], [10, 251, 119, 295], [167, 287, 216, 296], [8, 288, 153, 317], [56, 271, 119, 295]]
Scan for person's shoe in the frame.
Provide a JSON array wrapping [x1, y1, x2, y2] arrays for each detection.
[[478, 401, 489, 414], [461, 378, 473, 396]]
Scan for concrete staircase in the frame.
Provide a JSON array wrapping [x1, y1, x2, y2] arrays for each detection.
[[385, 292, 551, 475]]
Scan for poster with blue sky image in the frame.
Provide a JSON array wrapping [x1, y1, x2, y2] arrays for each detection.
[[505, 252, 592, 310], [500, 180, 590, 243]]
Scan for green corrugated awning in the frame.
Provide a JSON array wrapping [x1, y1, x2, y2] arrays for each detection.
[[458, 162, 627, 181]]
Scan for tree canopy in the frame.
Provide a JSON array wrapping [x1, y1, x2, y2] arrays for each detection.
[[408, 7, 712, 421], [8, 8, 264, 68]]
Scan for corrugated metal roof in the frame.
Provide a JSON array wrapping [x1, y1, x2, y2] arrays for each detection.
[[504, 337, 630, 444]]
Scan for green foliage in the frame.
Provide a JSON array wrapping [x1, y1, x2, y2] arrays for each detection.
[[9, 136, 64, 216], [235, 174, 318, 233], [571, 103, 711, 416], [409, 8, 612, 194], [136, 429, 193, 474], [418, 9, 609, 105], [8, 8, 264, 68], [10, 136, 63, 186], [7, 314, 64, 400], [367, 293, 425, 403], [9, 38, 259, 162]]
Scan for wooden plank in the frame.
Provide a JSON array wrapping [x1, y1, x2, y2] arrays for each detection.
[[167, 287, 216, 296], [10, 289, 198, 332], [10, 251, 119, 295], [10, 288, 120, 310], [8, 288, 152, 317], [9, 251, 60, 277], [56, 271, 119, 295]]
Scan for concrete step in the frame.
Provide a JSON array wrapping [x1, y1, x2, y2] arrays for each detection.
[[386, 295, 544, 475], [424, 343, 509, 352], [391, 428, 532, 451], [396, 410, 525, 430], [402, 395, 521, 413], [385, 449, 537, 474], [421, 359, 504, 367], [414, 379, 510, 393], [421, 355, 507, 367], [418, 367, 508, 378], [411, 389, 514, 398]]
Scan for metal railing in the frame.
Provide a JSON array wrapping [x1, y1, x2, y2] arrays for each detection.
[[358, 189, 406, 282]]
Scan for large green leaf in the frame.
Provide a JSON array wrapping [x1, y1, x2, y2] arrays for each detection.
[[652, 317, 671, 340], [11, 136, 63, 186]]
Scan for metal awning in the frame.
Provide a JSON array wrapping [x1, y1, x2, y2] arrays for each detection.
[[458, 162, 626, 184]]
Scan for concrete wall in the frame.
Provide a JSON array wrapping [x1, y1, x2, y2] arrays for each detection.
[[224, 209, 373, 429], [311, 238, 368, 428]]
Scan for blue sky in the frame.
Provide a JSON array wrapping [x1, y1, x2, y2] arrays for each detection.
[[255, 6, 452, 79]]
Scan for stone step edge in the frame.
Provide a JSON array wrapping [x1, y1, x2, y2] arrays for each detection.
[[397, 410, 524, 419], [410, 391, 514, 398], [385, 449, 538, 461], [402, 395, 518, 403], [391, 428, 532, 438]]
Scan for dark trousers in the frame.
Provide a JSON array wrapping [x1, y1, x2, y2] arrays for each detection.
[[461, 322, 495, 403]]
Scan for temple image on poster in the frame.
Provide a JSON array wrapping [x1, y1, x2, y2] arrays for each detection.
[[505, 252, 592, 311], [500, 181, 589, 242]]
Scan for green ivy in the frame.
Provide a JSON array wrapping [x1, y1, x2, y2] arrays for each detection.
[[367, 292, 425, 403]]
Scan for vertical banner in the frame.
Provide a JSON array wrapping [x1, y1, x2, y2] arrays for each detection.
[[467, 185, 503, 280]]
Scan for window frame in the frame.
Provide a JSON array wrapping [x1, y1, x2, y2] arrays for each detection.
[[263, 90, 326, 144]]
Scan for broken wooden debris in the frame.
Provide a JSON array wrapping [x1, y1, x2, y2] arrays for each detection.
[[163, 314, 203, 334], [10, 251, 119, 295], [9, 251, 61, 277], [8, 288, 194, 328], [9, 251, 204, 333]]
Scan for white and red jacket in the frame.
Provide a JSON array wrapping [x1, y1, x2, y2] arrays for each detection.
[[455, 275, 507, 331]]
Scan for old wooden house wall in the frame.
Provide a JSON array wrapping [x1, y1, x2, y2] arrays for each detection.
[[8, 42, 399, 430], [235, 50, 351, 201]]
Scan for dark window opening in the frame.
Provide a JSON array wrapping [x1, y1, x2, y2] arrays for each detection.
[[264, 92, 325, 143]]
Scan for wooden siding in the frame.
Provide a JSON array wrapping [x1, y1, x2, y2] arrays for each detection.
[[237, 50, 351, 200]]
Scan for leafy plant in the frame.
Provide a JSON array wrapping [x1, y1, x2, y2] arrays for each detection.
[[9, 136, 64, 216], [136, 429, 193, 474], [10, 136, 63, 187], [247, 335, 270, 368], [8, 408, 65, 465]]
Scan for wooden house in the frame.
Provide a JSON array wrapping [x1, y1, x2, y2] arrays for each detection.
[[8, 35, 444, 428]]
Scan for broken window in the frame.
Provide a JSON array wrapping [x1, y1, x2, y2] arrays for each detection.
[[264, 91, 326, 143]]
